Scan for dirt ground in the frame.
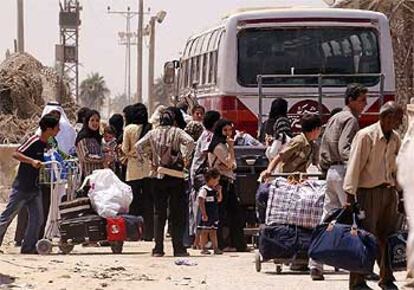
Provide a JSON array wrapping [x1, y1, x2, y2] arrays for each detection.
[[0, 203, 408, 290]]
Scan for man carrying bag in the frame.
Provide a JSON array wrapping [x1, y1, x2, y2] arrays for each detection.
[[343, 102, 403, 290]]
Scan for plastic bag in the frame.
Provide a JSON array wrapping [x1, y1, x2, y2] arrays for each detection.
[[87, 169, 133, 218]]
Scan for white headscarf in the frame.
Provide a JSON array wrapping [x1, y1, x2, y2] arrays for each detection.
[[37, 102, 77, 154]]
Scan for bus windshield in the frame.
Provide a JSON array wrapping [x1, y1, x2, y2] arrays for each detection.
[[237, 26, 380, 87]]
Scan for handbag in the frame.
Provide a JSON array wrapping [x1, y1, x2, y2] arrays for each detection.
[[308, 208, 378, 274], [388, 230, 408, 272], [159, 128, 184, 172]]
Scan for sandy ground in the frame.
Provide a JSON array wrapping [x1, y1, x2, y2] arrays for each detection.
[[0, 203, 408, 290]]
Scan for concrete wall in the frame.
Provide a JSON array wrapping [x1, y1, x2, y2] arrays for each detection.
[[0, 144, 19, 201]]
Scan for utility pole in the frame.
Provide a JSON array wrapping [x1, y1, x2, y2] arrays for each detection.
[[137, 0, 144, 104], [107, 6, 138, 105], [145, 11, 167, 114], [17, 0, 24, 52]]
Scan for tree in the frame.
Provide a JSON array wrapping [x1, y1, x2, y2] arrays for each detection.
[[108, 93, 128, 116], [79, 73, 110, 110]]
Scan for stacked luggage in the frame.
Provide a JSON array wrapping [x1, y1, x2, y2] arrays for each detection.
[[255, 175, 325, 273], [36, 168, 144, 255]]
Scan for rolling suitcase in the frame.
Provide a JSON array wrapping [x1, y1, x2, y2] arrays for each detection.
[[59, 197, 95, 220], [59, 214, 107, 243]]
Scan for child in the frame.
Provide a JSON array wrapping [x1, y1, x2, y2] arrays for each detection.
[[0, 114, 60, 254], [198, 168, 223, 255], [102, 125, 117, 170]]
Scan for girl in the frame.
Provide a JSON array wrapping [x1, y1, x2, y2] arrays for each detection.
[[198, 168, 223, 255], [208, 119, 248, 252]]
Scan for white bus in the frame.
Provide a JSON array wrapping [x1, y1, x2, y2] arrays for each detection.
[[166, 7, 395, 136]]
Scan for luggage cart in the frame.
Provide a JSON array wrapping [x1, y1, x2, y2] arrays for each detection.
[[255, 172, 324, 274], [36, 159, 82, 255]]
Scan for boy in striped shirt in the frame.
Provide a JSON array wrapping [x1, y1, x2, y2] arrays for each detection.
[[0, 114, 60, 254]]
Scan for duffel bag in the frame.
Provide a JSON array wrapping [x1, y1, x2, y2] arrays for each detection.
[[259, 225, 299, 261], [308, 209, 378, 274], [388, 230, 408, 272]]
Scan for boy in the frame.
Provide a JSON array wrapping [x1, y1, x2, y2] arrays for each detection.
[[0, 114, 60, 254], [191, 105, 205, 123], [262, 113, 322, 177]]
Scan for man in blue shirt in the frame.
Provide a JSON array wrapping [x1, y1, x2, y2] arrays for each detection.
[[0, 114, 60, 254]]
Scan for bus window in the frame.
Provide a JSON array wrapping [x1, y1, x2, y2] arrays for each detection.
[[237, 26, 380, 87], [202, 53, 208, 84]]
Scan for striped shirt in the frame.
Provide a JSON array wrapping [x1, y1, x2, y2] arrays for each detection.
[[13, 135, 47, 191], [135, 126, 195, 178], [76, 137, 104, 177]]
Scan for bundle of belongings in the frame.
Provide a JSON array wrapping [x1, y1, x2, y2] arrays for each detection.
[[257, 176, 325, 261], [58, 169, 143, 245]]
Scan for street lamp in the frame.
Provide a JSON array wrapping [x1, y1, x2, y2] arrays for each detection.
[[145, 10, 167, 114]]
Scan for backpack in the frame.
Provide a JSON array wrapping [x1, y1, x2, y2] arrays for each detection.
[[159, 127, 184, 171]]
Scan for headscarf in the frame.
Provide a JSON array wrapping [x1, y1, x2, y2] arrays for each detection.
[[109, 114, 124, 143], [149, 105, 166, 129], [159, 109, 175, 127], [37, 102, 77, 154], [185, 121, 204, 142], [265, 98, 288, 136], [208, 119, 233, 153], [75, 110, 102, 146], [168, 106, 187, 129]]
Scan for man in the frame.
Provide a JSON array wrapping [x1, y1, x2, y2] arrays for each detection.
[[262, 113, 322, 176], [309, 83, 368, 280], [136, 108, 195, 257], [344, 102, 403, 290], [0, 114, 60, 254]]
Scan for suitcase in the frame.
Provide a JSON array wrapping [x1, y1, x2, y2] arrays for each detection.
[[388, 230, 408, 272], [59, 197, 95, 220], [106, 217, 127, 241], [123, 215, 144, 241], [59, 215, 107, 243]]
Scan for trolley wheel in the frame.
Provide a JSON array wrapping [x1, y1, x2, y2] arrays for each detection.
[[36, 239, 53, 255], [110, 241, 124, 254], [59, 244, 74, 255], [276, 264, 282, 274], [255, 251, 261, 272]]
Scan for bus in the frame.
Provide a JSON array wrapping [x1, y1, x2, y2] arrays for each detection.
[[165, 7, 395, 136]]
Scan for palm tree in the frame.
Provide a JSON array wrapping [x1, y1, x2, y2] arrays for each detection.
[[79, 73, 110, 110]]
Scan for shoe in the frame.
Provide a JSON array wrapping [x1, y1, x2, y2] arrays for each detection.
[[151, 250, 165, 257], [366, 272, 380, 281], [379, 282, 399, 290], [213, 249, 223, 255], [351, 283, 373, 290], [310, 268, 325, 281], [174, 251, 190, 257]]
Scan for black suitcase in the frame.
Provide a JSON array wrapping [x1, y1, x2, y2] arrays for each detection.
[[122, 215, 144, 241], [59, 197, 95, 220], [59, 215, 107, 243]]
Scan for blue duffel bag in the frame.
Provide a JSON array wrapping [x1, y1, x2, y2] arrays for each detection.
[[259, 224, 312, 261], [308, 209, 378, 274]]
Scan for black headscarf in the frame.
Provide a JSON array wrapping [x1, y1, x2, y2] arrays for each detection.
[[168, 106, 187, 129], [208, 119, 233, 153], [134, 103, 152, 139], [265, 98, 288, 135], [109, 114, 124, 140], [75, 110, 102, 146]]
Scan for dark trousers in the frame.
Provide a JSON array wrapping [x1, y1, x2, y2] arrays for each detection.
[[350, 186, 400, 288], [152, 176, 186, 255], [128, 178, 154, 241], [15, 185, 50, 242], [217, 177, 247, 251], [0, 187, 43, 252]]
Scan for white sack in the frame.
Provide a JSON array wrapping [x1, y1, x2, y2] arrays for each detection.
[[87, 169, 133, 218]]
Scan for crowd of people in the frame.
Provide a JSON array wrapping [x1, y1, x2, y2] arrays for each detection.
[[0, 82, 408, 290]]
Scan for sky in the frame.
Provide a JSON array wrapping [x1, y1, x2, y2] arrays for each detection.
[[0, 0, 327, 101]]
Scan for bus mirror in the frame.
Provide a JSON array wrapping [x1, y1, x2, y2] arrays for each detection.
[[163, 61, 176, 84]]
